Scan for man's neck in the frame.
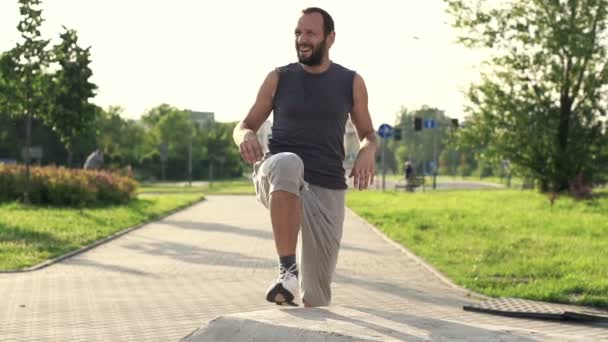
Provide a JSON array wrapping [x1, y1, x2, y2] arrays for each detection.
[[300, 58, 332, 74]]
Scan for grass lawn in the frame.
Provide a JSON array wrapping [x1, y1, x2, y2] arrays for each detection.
[[0, 178, 255, 271], [385, 174, 524, 187], [346, 189, 608, 308], [0, 193, 204, 271], [203, 180, 255, 195], [137, 184, 207, 194], [138, 179, 254, 195]]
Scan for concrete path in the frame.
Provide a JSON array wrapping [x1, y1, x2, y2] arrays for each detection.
[[0, 196, 606, 341]]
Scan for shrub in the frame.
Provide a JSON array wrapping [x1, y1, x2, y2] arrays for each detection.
[[0, 164, 138, 206]]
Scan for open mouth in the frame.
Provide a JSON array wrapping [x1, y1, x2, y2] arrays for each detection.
[[299, 46, 312, 54]]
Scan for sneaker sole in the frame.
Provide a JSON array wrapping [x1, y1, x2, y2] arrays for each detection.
[[275, 301, 298, 307], [266, 283, 296, 305]]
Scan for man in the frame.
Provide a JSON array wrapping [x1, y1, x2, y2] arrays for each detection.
[[83, 149, 104, 170], [233, 7, 377, 308], [405, 161, 413, 180]]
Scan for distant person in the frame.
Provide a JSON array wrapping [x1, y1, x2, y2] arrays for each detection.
[[233, 7, 377, 307], [124, 164, 133, 178], [83, 149, 104, 170], [405, 161, 413, 180], [405, 161, 414, 191]]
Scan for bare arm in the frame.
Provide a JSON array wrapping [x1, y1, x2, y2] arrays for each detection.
[[233, 70, 278, 164], [350, 73, 378, 150], [349, 73, 378, 189]]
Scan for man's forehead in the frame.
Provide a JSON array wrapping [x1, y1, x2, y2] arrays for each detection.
[[297, 13, 324, 31]]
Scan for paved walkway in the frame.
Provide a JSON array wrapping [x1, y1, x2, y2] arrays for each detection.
[[0, 196, 606, 341]]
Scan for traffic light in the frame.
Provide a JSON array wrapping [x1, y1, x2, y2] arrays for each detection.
[[394, 128, 402, 141], [451, 118, 459, 129], [414, 117, 422, 131]]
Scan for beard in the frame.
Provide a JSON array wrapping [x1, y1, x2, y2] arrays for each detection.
[[296, 39, 327, 66]]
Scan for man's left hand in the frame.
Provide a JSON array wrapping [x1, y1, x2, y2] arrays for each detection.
[[349, 145, 376, 190]]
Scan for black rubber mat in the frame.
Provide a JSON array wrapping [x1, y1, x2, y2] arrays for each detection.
[[463, 298, 608, 322]]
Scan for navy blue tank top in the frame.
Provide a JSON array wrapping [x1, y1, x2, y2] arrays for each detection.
[[269, 62, 356, 189]]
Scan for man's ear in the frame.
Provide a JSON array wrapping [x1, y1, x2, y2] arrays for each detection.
[[326, 31, 336, 48]]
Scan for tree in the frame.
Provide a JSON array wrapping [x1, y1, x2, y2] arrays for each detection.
[[0, 53, 21, 159], [445, 0, 608, 194], [0, 52, 21, 121], [48, 27, 97, 167], [12, 0, 51, 202], [155, 110, 195, 157], [141, 103, 176, 128], [94, 106, 146, 170], [200, 121, 244, 179], [139, 105, 245, 180], [1, 51, 72, 164], [149, 107, 195, 180]]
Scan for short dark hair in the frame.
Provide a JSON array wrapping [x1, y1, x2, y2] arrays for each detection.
[[302, 7, 334, 37]]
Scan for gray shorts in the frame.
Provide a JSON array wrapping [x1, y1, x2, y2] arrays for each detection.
[[252, 152, 346, 307]]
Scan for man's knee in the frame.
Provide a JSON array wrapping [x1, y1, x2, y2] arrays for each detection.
[[269, 152, 304, 184]]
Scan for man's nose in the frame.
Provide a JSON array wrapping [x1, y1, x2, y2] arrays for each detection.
[[297, 35, 308, 45]]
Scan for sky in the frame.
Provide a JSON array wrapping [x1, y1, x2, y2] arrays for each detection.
[[0, 0, 487, 128]]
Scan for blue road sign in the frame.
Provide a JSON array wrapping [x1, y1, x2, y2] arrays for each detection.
[[378, 123, 393, 138], [424, 119, 436, 129]]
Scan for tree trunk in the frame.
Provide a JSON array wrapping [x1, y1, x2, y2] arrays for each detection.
[[555, 93, 573, 193], [539, 178, 550, 192], [569, 170, 592, 198], [67, 150, 73, 168]]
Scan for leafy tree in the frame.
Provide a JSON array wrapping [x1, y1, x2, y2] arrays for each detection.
[[0, 52, 21, 159], [48, 27, 97, 166], [445, 0, 608, 193], [154, 110, 195, 157], [12, 0, 52, 202], [141, 103, 176, 128], [94, 106, 146, 170], [199, 121, 244, 179]]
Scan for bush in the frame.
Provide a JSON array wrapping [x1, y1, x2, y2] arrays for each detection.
[[0, 164, 138, 206]]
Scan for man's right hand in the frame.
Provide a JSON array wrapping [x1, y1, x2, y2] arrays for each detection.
[[239, 131, 264, 164]]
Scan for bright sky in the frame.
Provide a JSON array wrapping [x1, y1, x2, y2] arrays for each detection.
[[0, 0, 486, 128]]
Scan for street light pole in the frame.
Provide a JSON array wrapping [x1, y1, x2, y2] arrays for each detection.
[[188, 139, 192, 186], [433, 129, 437, 190], [381, 137, 386, 191]]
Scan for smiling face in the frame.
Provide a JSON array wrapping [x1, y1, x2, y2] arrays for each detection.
[[294, 12, 334, 66]]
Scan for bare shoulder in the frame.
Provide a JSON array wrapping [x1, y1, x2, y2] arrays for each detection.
[[253, 69, 280, 107], [261, 69, 279, 95], [353, 72, 369, 97], [266, 69, 280, 83], [349, 71, 374, 139], [353, 71, 365, 84], [352, 72, 368, 102]]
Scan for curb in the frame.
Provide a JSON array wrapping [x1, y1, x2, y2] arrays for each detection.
[[0, 197, 206, 274], [345, 207, 490, 301]]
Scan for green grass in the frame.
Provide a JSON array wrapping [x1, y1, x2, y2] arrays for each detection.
[[385, 174, 524, 187], [436, 175, 524, 187], [137, 184, 206, 194], [202, 180, 255, 195], [346, 189, 608, 308], [0, 193, 204, 271], [138, 179, 254, 195]]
